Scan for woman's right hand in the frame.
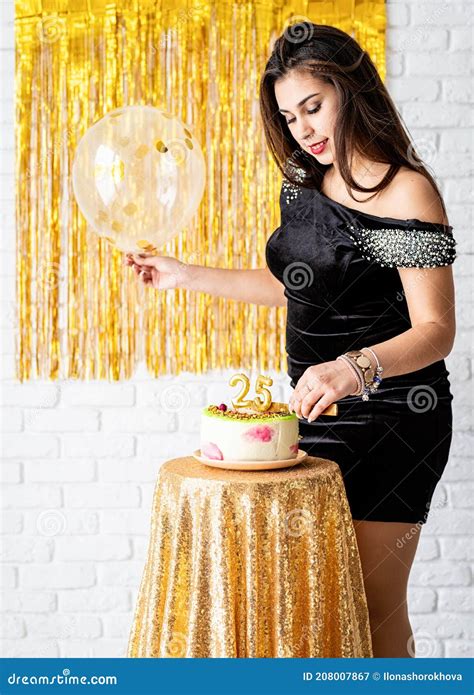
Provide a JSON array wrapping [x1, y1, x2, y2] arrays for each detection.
[[123, 253, 189, 290]]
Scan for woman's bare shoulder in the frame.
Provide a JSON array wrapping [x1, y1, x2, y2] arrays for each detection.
[[377, 167, 449, 226]]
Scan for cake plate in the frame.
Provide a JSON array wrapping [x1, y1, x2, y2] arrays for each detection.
[[192, 448, 308, 471]]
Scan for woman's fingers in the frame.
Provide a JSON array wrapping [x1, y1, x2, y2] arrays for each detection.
[[301, 390, 324, 421], [124, 252, 182, 289], [130, 262, 152, 282], [131, 254, 157, 267], [306, 394, 334, 422], [122, 253, 155, 287], [289, 381, 324, 420], [292, 391, 322, 420]]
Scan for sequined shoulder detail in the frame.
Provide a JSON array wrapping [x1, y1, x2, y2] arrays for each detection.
[[281, 165, 306, 205], [281, 178, 304, 204], [346, 223, 457, 268]]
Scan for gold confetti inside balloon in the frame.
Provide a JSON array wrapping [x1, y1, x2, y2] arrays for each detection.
[[72, 106, 206, 253]]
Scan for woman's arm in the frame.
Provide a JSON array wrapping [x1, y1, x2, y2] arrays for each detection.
[[127, 254, 287, 307], [359, 173, 456, 378], [185, 263, 287, 307], [360, 265, 456, 379]]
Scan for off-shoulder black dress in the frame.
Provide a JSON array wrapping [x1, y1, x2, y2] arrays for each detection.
[[265, 177, 457, 524]]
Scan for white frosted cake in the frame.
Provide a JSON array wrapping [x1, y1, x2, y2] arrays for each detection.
[[200, 402, 300, 462]]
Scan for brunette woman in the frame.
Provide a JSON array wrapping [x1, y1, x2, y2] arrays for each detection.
[[126, 24, 456, 657]]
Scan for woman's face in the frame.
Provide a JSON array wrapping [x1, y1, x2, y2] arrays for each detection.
[[274, 71, 337, 165]]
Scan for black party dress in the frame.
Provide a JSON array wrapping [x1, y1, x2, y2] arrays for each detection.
[[265, 175, 457, 524]]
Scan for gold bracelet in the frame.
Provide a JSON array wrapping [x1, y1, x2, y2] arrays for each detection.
[[344, 349, 384, 401], [344, 350, 375, 385]]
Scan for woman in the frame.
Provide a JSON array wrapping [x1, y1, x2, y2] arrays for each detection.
[[125, 24, 457, 658]]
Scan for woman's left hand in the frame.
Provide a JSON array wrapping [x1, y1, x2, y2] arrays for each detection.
[[289, 360, 359, 422]]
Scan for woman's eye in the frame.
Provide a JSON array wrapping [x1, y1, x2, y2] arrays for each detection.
[[286, 104, 321, 125]]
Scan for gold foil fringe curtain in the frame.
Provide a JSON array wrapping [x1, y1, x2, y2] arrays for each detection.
[[15, 0, 386, 381]]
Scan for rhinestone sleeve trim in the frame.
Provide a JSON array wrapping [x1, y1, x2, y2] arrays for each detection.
[[346, 224, 457, 268], [281, 179, 303, 204], [281, 165, 306, 205]]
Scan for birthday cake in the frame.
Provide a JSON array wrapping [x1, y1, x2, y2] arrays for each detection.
[[200, 401, 299, 462]]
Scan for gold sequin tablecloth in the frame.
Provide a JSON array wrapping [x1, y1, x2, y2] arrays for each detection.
[[127, 456, 373, 658]]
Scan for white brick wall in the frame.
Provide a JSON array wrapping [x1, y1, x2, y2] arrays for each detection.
[[1, 0, 472, 658]]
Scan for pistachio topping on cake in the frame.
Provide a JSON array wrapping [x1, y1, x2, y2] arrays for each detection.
[[204, 403, 294, 421]]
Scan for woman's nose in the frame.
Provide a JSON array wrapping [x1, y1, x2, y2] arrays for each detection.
[[298, 127, 314, 144]]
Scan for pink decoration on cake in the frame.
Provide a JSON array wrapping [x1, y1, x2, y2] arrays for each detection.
[[289, 443, 299, 454], [244, 425, 275, 443], [201, 441, 224, 460]]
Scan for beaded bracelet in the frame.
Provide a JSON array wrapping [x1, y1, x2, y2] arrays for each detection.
[[336, 354, 364, 396], [358, 347, 384, 401]]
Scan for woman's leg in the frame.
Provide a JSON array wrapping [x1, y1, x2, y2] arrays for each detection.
[[352, 519, 422, 658]]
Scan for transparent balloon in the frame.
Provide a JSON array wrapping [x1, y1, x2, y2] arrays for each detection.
[[72, 106, 206, 253]]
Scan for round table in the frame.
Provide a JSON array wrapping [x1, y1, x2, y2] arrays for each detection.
[[127, 455, 373, 658]]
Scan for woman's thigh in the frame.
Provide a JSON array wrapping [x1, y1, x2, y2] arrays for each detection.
[[352, 519, 422, 624]]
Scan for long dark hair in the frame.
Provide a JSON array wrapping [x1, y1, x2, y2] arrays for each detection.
[[259, 23, 447, 217]]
